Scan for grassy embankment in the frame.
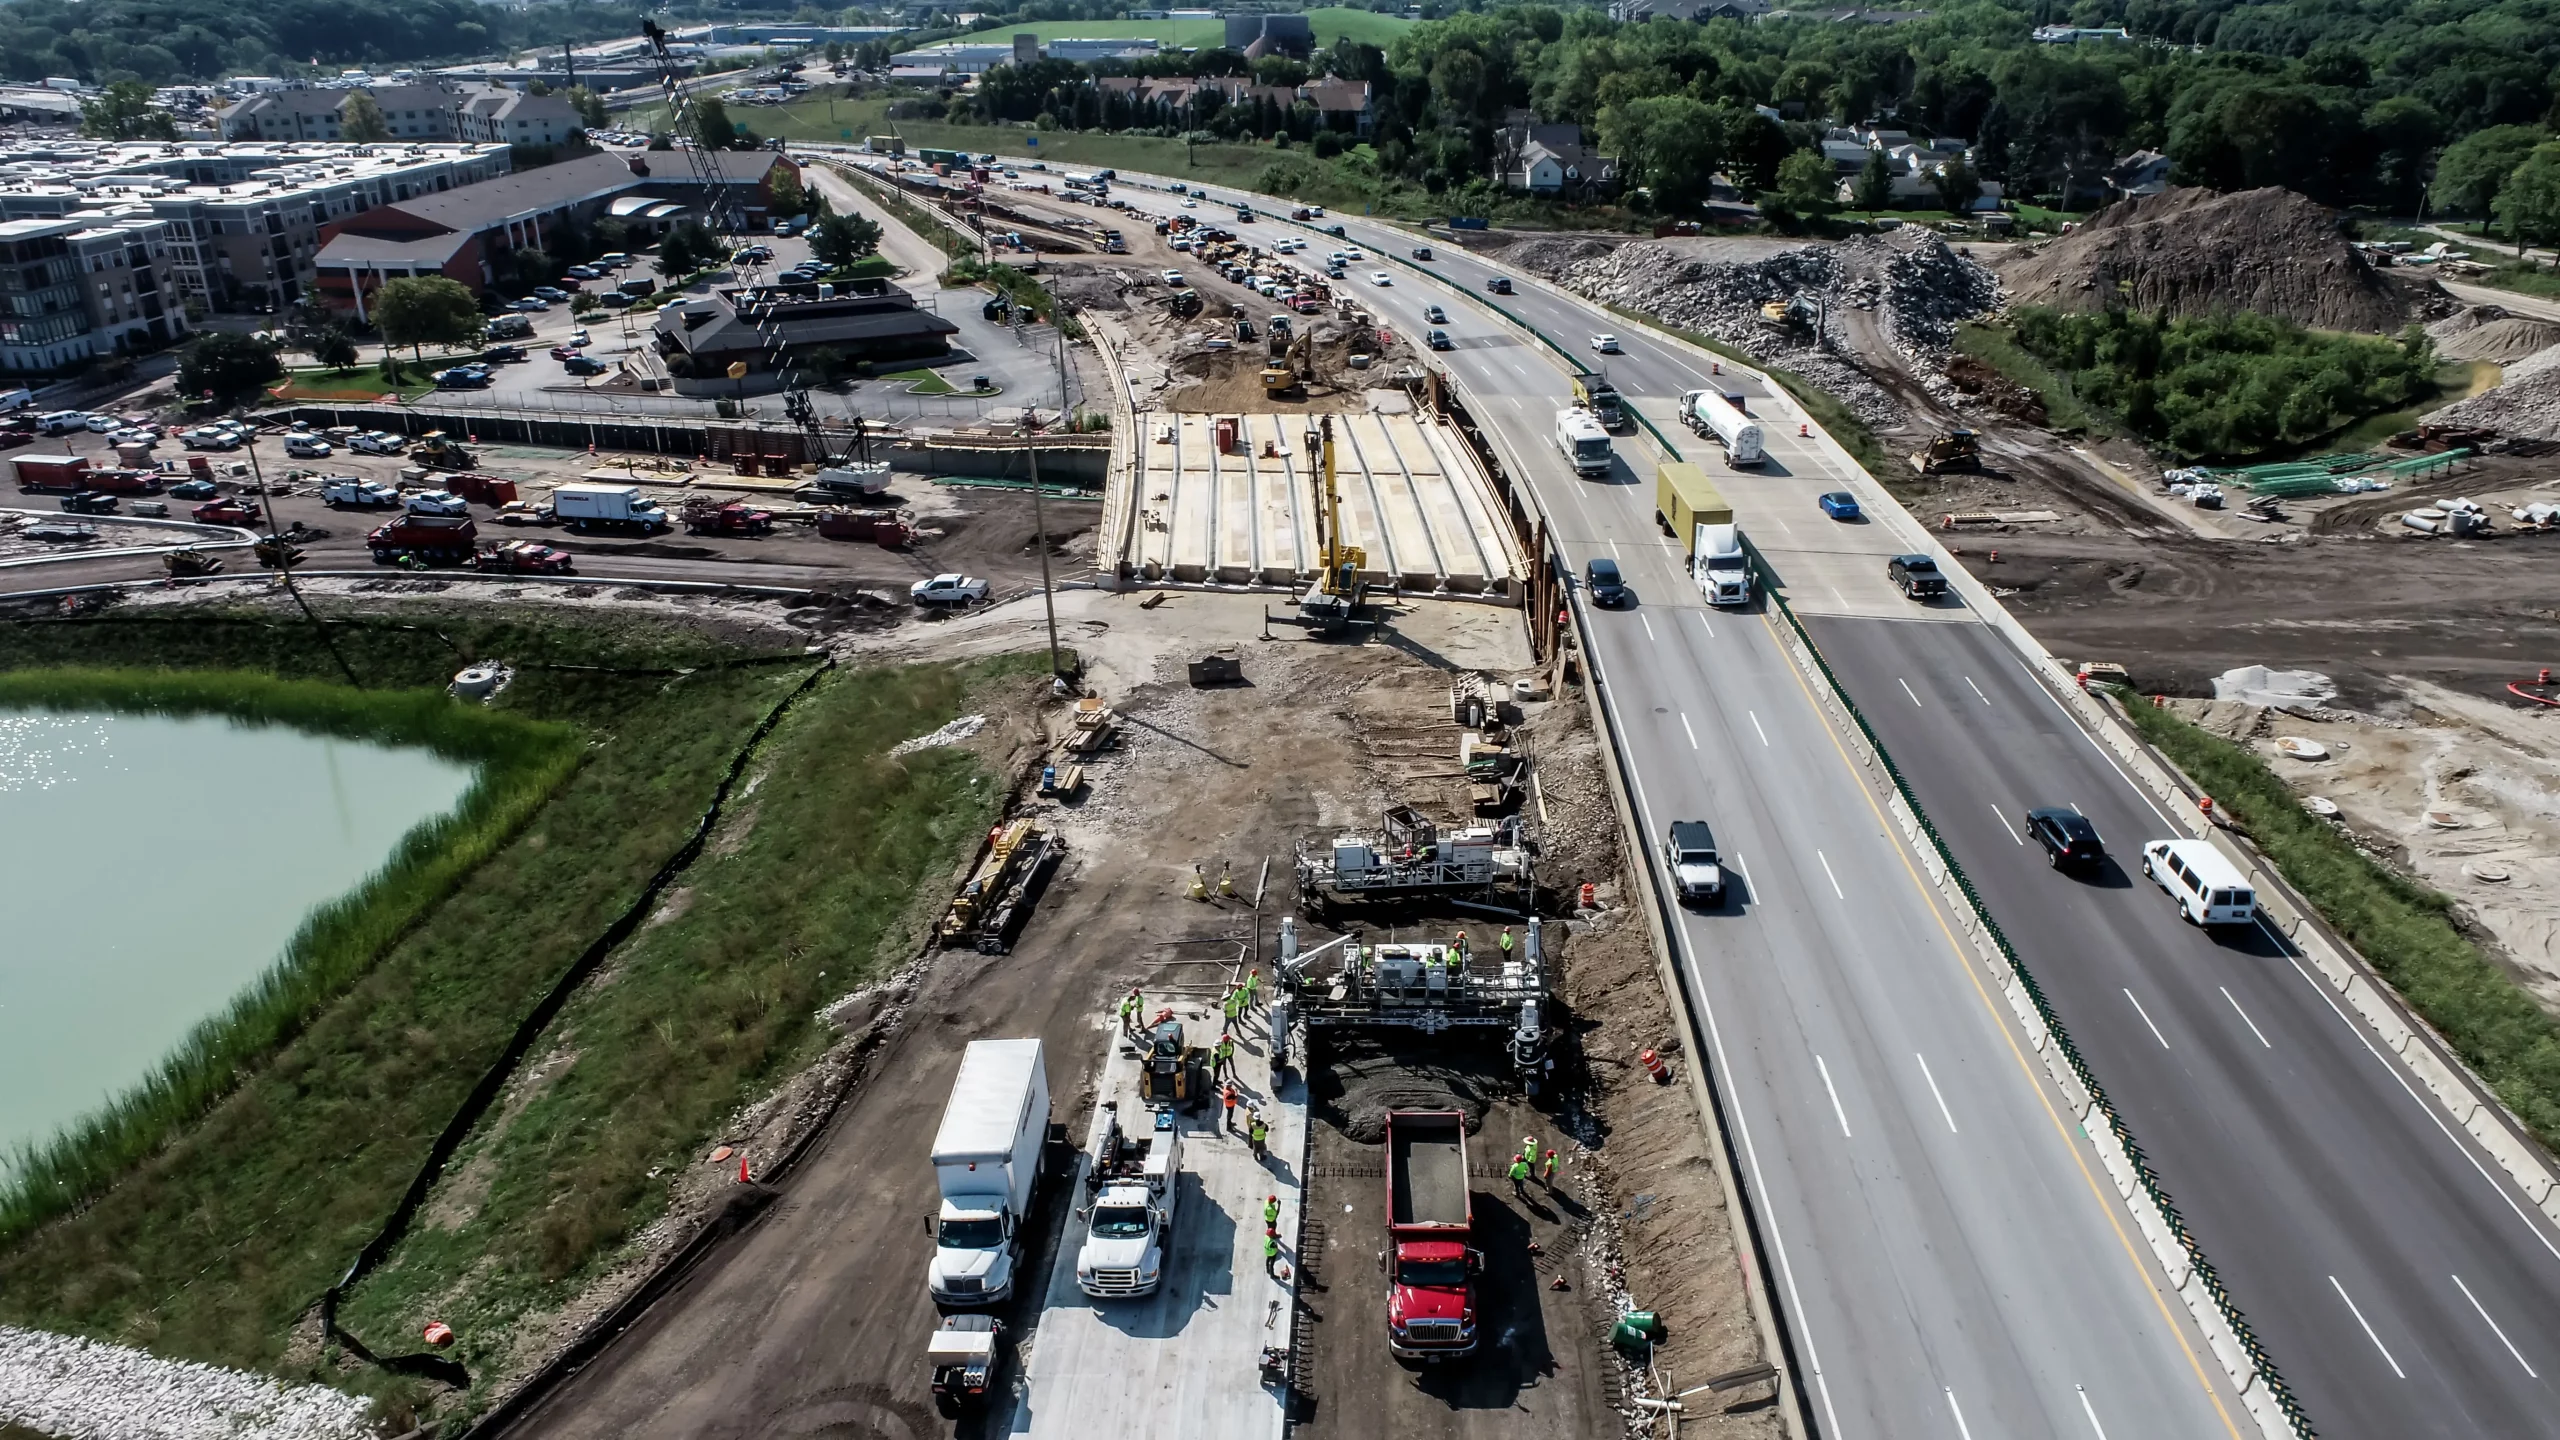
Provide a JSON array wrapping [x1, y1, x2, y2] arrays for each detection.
[[336, 651, 1047, 1425], [2119, 697, 2560, 1150], [0, 669, 580, 1237], [1954, 321, 2115, 436], [0, 610, 808, 1382]]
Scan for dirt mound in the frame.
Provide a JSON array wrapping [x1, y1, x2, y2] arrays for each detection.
[[1944, 354, 2048, 423], [1312, 1044, 1497, 1144], [2428, 304, 2560, 363], [1500, 235, 1621, 273], [1998, 187, 2412, 332], [2423, 364, 2560, 438]]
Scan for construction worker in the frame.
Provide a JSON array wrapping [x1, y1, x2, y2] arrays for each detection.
[[1499, 926, 1515, 958], [1541, 1148, 1559, 1189], [1249, 1111, 1269, 1159], [1264, 1194, 1282, 1228], [1223, 986, 1244, 1026], [1243, 966, 1262, 1010], [1521, 1136, 1539, 1171], [1118, 989, 1143, 1036], [1223, 1081, 1240, 1135], [1507, 1153, 1531, 1198], [1215, 1032, 1237, 1081], [1264, 1228, 1283, 1277], [1452, 930, 1468, 963]]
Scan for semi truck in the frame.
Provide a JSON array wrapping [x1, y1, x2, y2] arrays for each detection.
[[1385, 1110, 1477, 1361], [928, 1038, 1051, 1308], [1571, 372, 1626, 431], [1074, 1100, 1182, 1299], [1553, 407, 1612, 479], [367, 513, 478, 566], [1695, 523, 1752, 607], [1654, 462, 1732, 547], [1680, 388, 1764, 466], [551, 482, 672, 535]]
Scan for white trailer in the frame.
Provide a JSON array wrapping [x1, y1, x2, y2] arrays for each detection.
[[1680, 389, 1765, 466], [550, 482, 671, 535], [1554, 407, 1612, 478], [929, 1038, 1051, 1306], [1694, 522, 1752, 607]]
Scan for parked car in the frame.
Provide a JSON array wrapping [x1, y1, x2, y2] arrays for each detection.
[[193, 498, 262, 525], [482, 344, 528, 364], [108, 426, 158, 447], [59, 490, 118, 514], [2023, 807, 2107, 871], [1818, 491, 1861, 520], [284, 434, 333, 458], [168, 478, 219, 500], [531, 285, 571, 302], [563, 354, 608, 376], [504, 297, 550, 312], [434, 367, 493, 389], [1584, 556, 1627, 606], [596, 291, 635, 308], [550, 346, 578, 360], [181, 426, 239, 450], [83, 413, 119, 432], [565, 265, 601, 280], [351, 431, 406, 455]]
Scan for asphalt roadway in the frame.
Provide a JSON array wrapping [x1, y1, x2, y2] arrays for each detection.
[[892, 150, 2560, 1439], [1008, 160, 2244, 1438]]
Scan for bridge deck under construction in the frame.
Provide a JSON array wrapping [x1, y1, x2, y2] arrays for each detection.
[[1112, 410, 1523, 599]]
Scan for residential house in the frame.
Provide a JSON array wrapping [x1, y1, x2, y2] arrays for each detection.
[[1611, 0, 1772, 20], [2107, 149, 2171, 198], [1494, 117, 1618, 196], [2033, 24, 2133, 42]]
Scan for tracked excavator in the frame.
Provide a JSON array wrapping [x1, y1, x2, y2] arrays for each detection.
[[1296, 416, 1367, 632], [1260, 328, 1313, 397]]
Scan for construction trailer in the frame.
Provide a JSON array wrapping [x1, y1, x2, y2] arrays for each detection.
[[1295, 806, 1531, 907], [939, 819, 1064, 954], [1277, 915, 1551, 1088]]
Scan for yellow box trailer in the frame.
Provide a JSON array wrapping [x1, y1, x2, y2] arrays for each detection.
[[1654, 462, 1733, 557]]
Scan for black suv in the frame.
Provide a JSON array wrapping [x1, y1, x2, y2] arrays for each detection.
[[1888, 553, 1947, 600], [2023, 807, 2106, 870], [1584, 557, 1627, 607]]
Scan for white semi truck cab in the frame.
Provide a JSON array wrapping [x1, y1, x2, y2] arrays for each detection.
[[928, 1038, 1050, 1307], [1694, 522, 1752, 606], [1075, 1101, 1182, 1298]]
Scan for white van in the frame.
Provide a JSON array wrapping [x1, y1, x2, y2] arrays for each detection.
[[2141, 839, 2258, 926]]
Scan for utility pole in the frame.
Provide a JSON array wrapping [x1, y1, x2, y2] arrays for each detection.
[[237, 414, 360, 687], [1026, 313, 1071, 688]]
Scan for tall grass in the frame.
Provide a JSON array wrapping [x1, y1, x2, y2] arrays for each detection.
[[1955, 321, 2114, 436], [2120, 697, 2560, 1149], [0, 670, 584, 1241]]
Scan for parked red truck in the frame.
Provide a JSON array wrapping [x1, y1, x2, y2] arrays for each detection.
[[683, 498, 774, 536], [1384, 1110, 1477, 1361], [368, 513, 479, 566]]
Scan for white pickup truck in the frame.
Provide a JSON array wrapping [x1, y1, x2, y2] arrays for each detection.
[[1076, 1101, 1181, 1298], [319, 477, 401, 508], [912, 573, 990, 607]]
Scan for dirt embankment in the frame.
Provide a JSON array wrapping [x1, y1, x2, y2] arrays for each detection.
[[1996, 187, 2434, 332]]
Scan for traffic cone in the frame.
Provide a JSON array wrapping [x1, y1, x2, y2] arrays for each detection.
[[737, 1155, 752, 1183], [423, 1321, 455, 1347], [1189, 865, 1209, 901], [1639, 1048, 1670, 1082], [1579, 881, 1596, 910], [1711, 361, 1720, 375]]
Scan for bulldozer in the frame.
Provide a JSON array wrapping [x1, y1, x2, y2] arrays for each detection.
[[1908, 429, 1981, 475], [1296, 417, 1368, 633], [413, 431, 475, 471], [161, 548, 222, 578]]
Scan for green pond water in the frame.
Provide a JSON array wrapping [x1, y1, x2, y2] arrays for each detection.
[[0, 708, 474, 1171]]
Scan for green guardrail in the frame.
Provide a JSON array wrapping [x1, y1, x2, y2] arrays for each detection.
[[1733, 532, 2319, 1440]]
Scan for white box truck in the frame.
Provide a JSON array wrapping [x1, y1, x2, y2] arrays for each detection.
[[1694, 522, 1752, 607], [551, 482, 671, 535], [928, 1038, 1050, 1307], [1075, 1100, 1182, 1298], [1680, 389, 1764, 467], [1554, 406, 1612, 478]]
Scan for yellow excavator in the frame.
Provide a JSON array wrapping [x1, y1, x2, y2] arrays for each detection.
[[1297, 417, 1367, 632], [1260, 329, 1313, 397]]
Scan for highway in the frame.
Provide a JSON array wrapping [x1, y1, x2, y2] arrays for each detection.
[[978, 160, 2249, 1438], [906, 154, 2560, 1439]]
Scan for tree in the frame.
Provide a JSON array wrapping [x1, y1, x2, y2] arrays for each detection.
[[507, 247, 552, 292], [176, 332, 282, 407], [1932, 157, 1980, 214], [1853, 148, 1895, 216], [690, 97, 737, 151], [342, 91, 391, 144], [572, 291, 602, 317], [768, 165, 807, 221], [78, 81, 177, 141], [1764, 148, 1837, 225], [313, 329, 360, 372], [810, 211, 883, 267], [567, 85, 608, 130], [655, 220, 720, 278], [373, 275, 483, 361], [2494, 142, 2560, 252], [1602, 95, 1724, 214], [2437, 124, 2546, 215]]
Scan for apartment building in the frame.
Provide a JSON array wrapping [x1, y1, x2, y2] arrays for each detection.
[[219, 82, 581, 150], [0, 212, 189, 377]]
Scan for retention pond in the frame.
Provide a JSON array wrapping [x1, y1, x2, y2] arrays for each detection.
[[0, 709, 474, 1172]]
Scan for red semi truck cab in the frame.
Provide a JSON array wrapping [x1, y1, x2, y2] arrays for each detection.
[[1384, 1110, 1477, 1360]]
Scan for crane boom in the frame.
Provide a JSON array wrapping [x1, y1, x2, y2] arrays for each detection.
[[641, 19, 742, 246]]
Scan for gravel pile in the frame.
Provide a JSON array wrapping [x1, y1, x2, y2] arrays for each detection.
[[1518, 230, 2001, 429], [2422, 364, 2560, 438], [0, 1326, 369, 1440], [2427, 304, 2560, 364]]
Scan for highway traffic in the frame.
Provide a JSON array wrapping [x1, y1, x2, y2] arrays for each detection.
[[906, 152, 2560, 1439]]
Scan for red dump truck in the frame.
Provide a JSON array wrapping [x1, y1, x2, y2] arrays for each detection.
[[1384, 1110, 1477, 1361], [368, 513, 479, 566], [446, 472, 520, 506]]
